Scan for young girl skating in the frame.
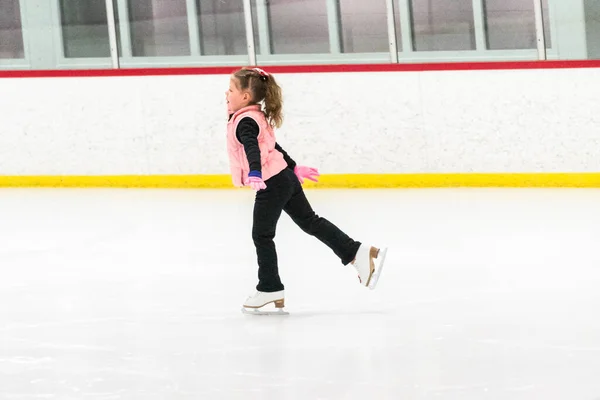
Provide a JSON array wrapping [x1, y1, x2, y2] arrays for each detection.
[[225, 67, 387, 315]]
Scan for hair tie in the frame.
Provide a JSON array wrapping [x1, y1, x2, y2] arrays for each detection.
[[253, 67, 269, 81]]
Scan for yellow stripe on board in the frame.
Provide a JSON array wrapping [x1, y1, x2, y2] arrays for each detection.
[[1, 173, 600, 188]]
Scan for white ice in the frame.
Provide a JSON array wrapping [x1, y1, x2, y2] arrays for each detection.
[[1, 188, 600, 400]]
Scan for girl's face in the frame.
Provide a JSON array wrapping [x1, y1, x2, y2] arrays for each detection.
[[226, 77, 251, 114]]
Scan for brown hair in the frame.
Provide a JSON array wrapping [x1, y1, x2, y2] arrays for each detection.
[[232, 67, 283, 129]]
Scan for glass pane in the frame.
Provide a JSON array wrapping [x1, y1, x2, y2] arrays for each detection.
[[0, 0, 24, 59], [128, 0, 190, 57], [197, 0, 248, 56], [267, 0, 329, 54], [339, 0, 388, 53], [484, 0, 551, 50], [59, 0, 110, 58], [410, 0, 475, 51]]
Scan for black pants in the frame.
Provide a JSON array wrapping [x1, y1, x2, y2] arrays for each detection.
[[252, 167, 361, 292]]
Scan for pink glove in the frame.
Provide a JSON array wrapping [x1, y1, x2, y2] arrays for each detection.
[[245, 176, 266, 191], [294, 166, 320, 184]]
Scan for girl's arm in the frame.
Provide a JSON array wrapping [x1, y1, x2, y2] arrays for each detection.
[[236, 117, 262, 174], [236, 117, 297, 172]]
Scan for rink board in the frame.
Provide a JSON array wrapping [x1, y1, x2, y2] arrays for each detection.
[[3, 62, 600, 188]]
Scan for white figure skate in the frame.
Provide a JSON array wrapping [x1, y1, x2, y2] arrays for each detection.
[[351, 244, 388, 290], [241, 290, 289, 316]]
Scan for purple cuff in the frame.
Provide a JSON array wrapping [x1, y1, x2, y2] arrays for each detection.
[[248, 170, 262, 179]]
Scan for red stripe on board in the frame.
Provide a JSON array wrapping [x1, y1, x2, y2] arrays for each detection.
[[1, 59, 600, 78]]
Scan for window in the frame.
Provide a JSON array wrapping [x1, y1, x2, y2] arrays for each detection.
[[409, 0, 476, 51], [484, 0, 551, 50], [339, 0, 390, 53], [196, 0, 248, 56], [59, 0, 110, 58], [0, 0, 24, 59], [267, 0, 329, 54], [0, 0, 581, 69], [127, 0, 190, 57]]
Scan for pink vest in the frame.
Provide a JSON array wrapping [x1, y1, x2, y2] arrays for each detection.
[[226, 105, 287, 187]]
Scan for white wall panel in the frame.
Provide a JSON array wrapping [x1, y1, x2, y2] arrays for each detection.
[[2, 68, 600, 175]]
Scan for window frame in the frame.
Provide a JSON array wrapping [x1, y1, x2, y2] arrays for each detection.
[[395, 0, 557, 62], [51, 0, 114, 69], [115, 0, 252, 67]]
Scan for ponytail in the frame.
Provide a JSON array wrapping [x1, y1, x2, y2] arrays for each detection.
[[232, 67, 284, 129], [263, 73, 283, 129]]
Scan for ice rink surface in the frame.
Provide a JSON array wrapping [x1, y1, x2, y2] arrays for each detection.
[[1, 187, 599, 400]]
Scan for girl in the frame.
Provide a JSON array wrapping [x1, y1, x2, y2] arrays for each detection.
[[225, 67, 387, 314]]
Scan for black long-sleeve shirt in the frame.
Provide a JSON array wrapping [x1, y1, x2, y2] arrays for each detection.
[[235, 116, 296, 175]]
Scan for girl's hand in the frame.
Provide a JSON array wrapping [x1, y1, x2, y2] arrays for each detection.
[[245, 171, 266, 191], [294, 166, 320, 184]]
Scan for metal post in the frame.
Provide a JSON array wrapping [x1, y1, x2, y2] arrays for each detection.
[[397, 0, 414, 53], [242, 0, 257, 65], [326, 0, 342, 53], [255, 0, 271, 55], [472, 0, 487, 51], [186, 0, 202, 56], [116, 0, 132, 58], [104, 0, 120, 68], [385, 0, 399, 62], [533, 0, 547, 60]]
